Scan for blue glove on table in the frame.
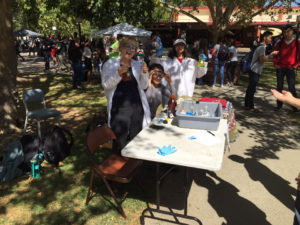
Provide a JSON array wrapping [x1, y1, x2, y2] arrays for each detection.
[[158, 145, 177, 156]]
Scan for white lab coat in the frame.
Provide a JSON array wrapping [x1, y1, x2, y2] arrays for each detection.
[[162, 57, 204, 97], [101, 56, 151, 128]]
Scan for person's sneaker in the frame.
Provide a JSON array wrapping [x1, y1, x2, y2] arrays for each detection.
[[212, 85, 215, 88], [220, 84, 224, 88]]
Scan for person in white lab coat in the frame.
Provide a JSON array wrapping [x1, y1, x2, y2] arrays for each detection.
[[162, 39, 202, 97], [101, 37, 151, 153]]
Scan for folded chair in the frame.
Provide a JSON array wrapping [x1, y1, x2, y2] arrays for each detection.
[[23, 89, 61, 138], [85, 126, 142, 218]]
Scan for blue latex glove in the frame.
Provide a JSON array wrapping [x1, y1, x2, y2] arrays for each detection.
[[158, 145, 177, 156], [188, 136, 197, 140]]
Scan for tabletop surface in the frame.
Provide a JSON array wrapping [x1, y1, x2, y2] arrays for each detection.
[[121, 116, 227, 171]]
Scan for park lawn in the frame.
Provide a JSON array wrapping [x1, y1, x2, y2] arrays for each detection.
[[238, 61, 300, 87], [1, 71, 155, 225]]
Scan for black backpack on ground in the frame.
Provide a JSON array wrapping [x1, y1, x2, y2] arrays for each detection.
[[42, 126, 73, 168], [19, 126, 73, 172], [217, 44, 229, 61], [20, 135, 43, 172]]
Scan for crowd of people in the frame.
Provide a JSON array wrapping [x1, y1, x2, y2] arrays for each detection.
[[14, 24, 300, 223]]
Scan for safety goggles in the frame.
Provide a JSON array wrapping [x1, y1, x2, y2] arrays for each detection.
[[153, 72, 164, 78], [121, 42, 137, 52]]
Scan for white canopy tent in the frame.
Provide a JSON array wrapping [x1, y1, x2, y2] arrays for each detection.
[[92, 22, 152, 37], [13, 29, 43, 37]]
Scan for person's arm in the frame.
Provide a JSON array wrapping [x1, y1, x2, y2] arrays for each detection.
[[139, 63, 149, 90], [101, 59, 122, 90], [212, 44, 218, 55], [258, 47, 279, 64], [271, 89, 300, 109], [293, 40, 300, 69]]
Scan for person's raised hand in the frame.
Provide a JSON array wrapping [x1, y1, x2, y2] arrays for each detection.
[[271, 50, 279, 56], [271, 89, 293, 103], [118, 65, 129, 77], [148, 70, 154, 87], [142, 63, 148, 74], [164, 72, 172, 85]]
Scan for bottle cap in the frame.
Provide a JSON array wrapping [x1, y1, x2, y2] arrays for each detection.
[[170, 94, 175, 99]]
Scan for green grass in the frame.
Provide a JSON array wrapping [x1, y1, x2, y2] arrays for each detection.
[[1, 61, 300, 224], [1, 70, 156, 225], [238, 61, 300, 87]]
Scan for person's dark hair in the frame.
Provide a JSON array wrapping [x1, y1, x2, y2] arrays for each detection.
[[283, 23, 295, 32], [96, 38, 106, 59], [217, 38, 226, 44], [151, 32, 158, 39], [168, 44, 190, 59], [262, 31, 273, 39], [149, 63, 164, 72]]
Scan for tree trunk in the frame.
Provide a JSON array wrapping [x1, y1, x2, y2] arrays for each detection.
[[211, 25, 219, 45], [0, 0, 21, 146]]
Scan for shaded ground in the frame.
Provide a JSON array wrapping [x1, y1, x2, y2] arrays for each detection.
[[1, 53, 300, 225]]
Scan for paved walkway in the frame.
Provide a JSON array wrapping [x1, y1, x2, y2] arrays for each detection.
[[145, 84, 300, 225]]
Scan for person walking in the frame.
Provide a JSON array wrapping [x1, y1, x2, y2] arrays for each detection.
[[155, 34, 163, 58], [227, 39, 238, 87], [42, 39, 51, 71], [273, 24, 300, 112], [56, 38, 68, 71], [15, 40, 25, 61], [83, 40, 93, 82], [69, 39, 84, 89], [28, 38, 35, 56], [244, 31, 279, 112], [212, 39, 228, 87]]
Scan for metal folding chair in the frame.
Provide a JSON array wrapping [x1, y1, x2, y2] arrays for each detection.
[[22, 89, 61, 138], [85, 126, 142, 218]]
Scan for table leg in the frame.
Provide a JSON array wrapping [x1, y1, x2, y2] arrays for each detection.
[[140, 163, 202, 225]]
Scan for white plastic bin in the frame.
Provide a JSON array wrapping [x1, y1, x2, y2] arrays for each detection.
[[176, 101, 223, 131]]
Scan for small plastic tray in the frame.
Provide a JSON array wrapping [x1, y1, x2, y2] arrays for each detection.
[[176, 101, 223, 131]]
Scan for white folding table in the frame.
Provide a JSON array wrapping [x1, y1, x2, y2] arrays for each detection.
[[121, 117, 228, 224]]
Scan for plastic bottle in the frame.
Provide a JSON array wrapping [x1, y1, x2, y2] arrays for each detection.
[[198, 52, 206, 68], [30, 153, 43, 179], [167, 94, 177, 118]]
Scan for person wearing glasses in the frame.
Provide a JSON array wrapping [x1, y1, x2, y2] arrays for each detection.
[[101, 37, 151, 154], [145, 63, 176, 119]]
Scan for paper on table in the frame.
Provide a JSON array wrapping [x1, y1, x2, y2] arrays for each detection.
[[187, 131, 221, 146]]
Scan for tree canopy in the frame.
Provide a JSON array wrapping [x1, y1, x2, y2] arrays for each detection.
[[162, 0, 298, 43], [12, 0, 163, 37]]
